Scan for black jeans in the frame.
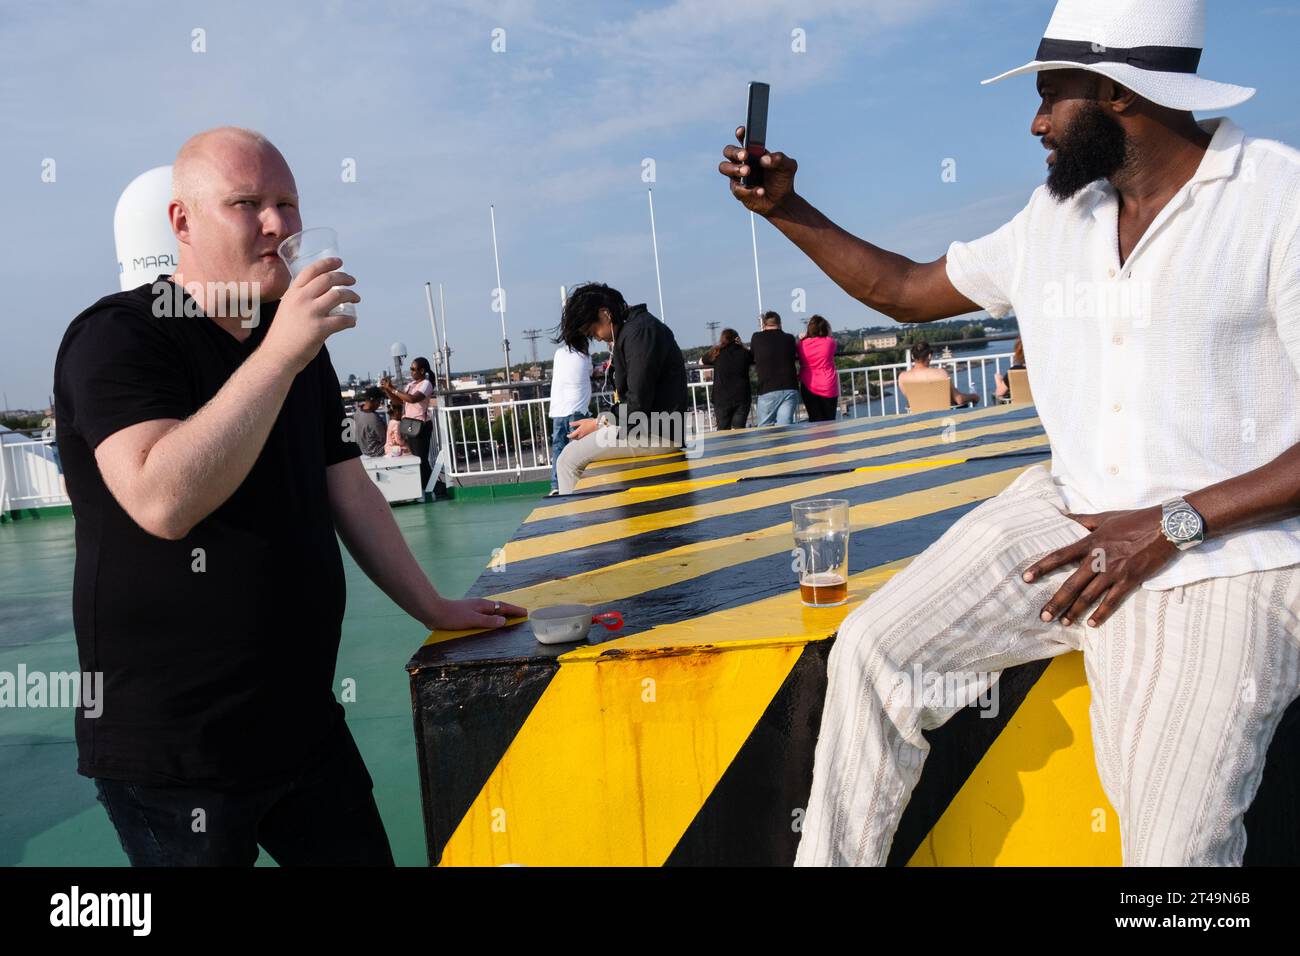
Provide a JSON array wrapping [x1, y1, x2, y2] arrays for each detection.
[[93, 722, 394, 867], [404, 418, 434, 492], [800, 384, 838, 422], [714, 401, 750, 430], [405, 418, 448, 496]]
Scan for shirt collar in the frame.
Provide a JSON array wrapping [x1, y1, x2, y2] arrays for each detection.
[[1085, 116, 1245, 218], [1187, 115, 1245, 185], [155, 273, 273, 350]]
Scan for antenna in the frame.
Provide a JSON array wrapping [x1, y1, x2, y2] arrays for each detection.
[[705, 321, 720, 344], [647, 189, 666, 323], [489, 204, 513, 385], [438, 283, 452, 388], [423, 282, 445, 387], [522, 329, 544, 368], [390, 342, 408, 386], [489, 204, 523, 472]]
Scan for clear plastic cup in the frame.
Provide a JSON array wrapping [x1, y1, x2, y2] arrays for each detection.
[[277, 227, 356, 317], [792, 498, 850, 607]]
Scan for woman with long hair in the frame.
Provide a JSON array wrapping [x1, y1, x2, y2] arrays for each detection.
[[552, 281, 689, 493], [380, 356, 444, 501], [797, 315, 839, 422], [702, 327, 754, 430]]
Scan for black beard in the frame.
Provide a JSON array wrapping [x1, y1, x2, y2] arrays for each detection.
[[1046, 99, 1131, 201]]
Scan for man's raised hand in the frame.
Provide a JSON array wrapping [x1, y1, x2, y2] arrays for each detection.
[[719, 125, 798, 217], [262, 256, 360, 373]]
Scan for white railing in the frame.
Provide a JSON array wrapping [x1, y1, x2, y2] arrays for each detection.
[[0, 438, 69, 513], [692, 350, 1017, 424], [437, 396, 554, 478], [435, 351, 1018, 479], [0, 354, 1021, 499]]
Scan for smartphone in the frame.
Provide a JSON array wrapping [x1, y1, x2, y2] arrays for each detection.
[[741, 81, 770, 188]]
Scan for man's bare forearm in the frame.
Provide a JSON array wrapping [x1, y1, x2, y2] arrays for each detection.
[[767, 193, 917, 317], [139, 349, 299, 535], [1185, 443, 1300, 540], [328, 460, 442, 627]]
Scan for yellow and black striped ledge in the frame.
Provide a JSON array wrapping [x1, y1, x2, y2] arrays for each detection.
[[406, 402, 1300, 866]]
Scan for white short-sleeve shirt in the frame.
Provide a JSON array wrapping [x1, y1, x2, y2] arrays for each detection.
[[549, 345, 593, 418], [945, 116, 1300, 590]]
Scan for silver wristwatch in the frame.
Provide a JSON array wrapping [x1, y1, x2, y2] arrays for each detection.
[[1160, 496, 1205, 551]]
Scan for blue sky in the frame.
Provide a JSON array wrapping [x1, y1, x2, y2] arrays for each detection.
[[2, 0, 1298, 407]]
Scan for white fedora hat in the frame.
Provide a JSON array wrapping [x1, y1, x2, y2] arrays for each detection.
[[981, 0, 1255, 111]]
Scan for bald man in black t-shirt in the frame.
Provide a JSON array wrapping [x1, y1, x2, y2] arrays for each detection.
[[53, 126, 524, 866]]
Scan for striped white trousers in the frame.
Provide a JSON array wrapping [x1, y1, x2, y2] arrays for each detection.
[[795, 462, 1300, 866]]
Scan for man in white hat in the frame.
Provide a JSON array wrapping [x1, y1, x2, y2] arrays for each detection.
[[720, 0, 1300, 866]]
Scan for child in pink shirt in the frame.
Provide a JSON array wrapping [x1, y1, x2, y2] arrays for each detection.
[[384, 399, 411, 457]]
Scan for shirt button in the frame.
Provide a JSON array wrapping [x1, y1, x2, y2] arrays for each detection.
[[1112, 334, 1124, 345], [1107, 268, 1116, 278], [1108, 465, 1119, 475], [1112, 403, 1122, 412]]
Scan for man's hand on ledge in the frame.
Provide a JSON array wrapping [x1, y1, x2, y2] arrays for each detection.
[[423, 596, 528, 632], [1020, 505, 1178, 629]]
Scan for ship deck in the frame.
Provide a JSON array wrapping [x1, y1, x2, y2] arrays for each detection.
[[0, 495, 536, 866]]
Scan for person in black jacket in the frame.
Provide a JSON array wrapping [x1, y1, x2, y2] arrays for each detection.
[[701, 328, 753, 429], [554, 282, 689, 493]]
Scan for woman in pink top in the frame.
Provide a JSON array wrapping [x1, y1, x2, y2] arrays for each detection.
[[380, 356, 442, 500], [797, 315, 840, 422]]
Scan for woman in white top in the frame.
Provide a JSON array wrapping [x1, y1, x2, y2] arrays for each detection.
[[380, 356, 442, 500], [548, 343, 593, 494]]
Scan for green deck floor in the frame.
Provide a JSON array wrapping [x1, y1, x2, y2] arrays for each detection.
[[0, 496, 539, 866]]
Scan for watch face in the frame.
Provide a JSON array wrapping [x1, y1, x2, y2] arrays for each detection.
[[1164, 508, 1201, 540]]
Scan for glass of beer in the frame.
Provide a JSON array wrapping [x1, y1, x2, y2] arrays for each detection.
[[277, 227, 357, 317], [792, 498, 850, 607]]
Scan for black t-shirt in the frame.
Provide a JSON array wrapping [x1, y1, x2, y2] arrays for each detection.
[[52, 277, 361, 787], [750, 328, 799, 394], [703, 343, 754, 407]]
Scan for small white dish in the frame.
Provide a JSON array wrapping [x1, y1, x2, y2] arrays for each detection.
[[530, 604, 623, 644]]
